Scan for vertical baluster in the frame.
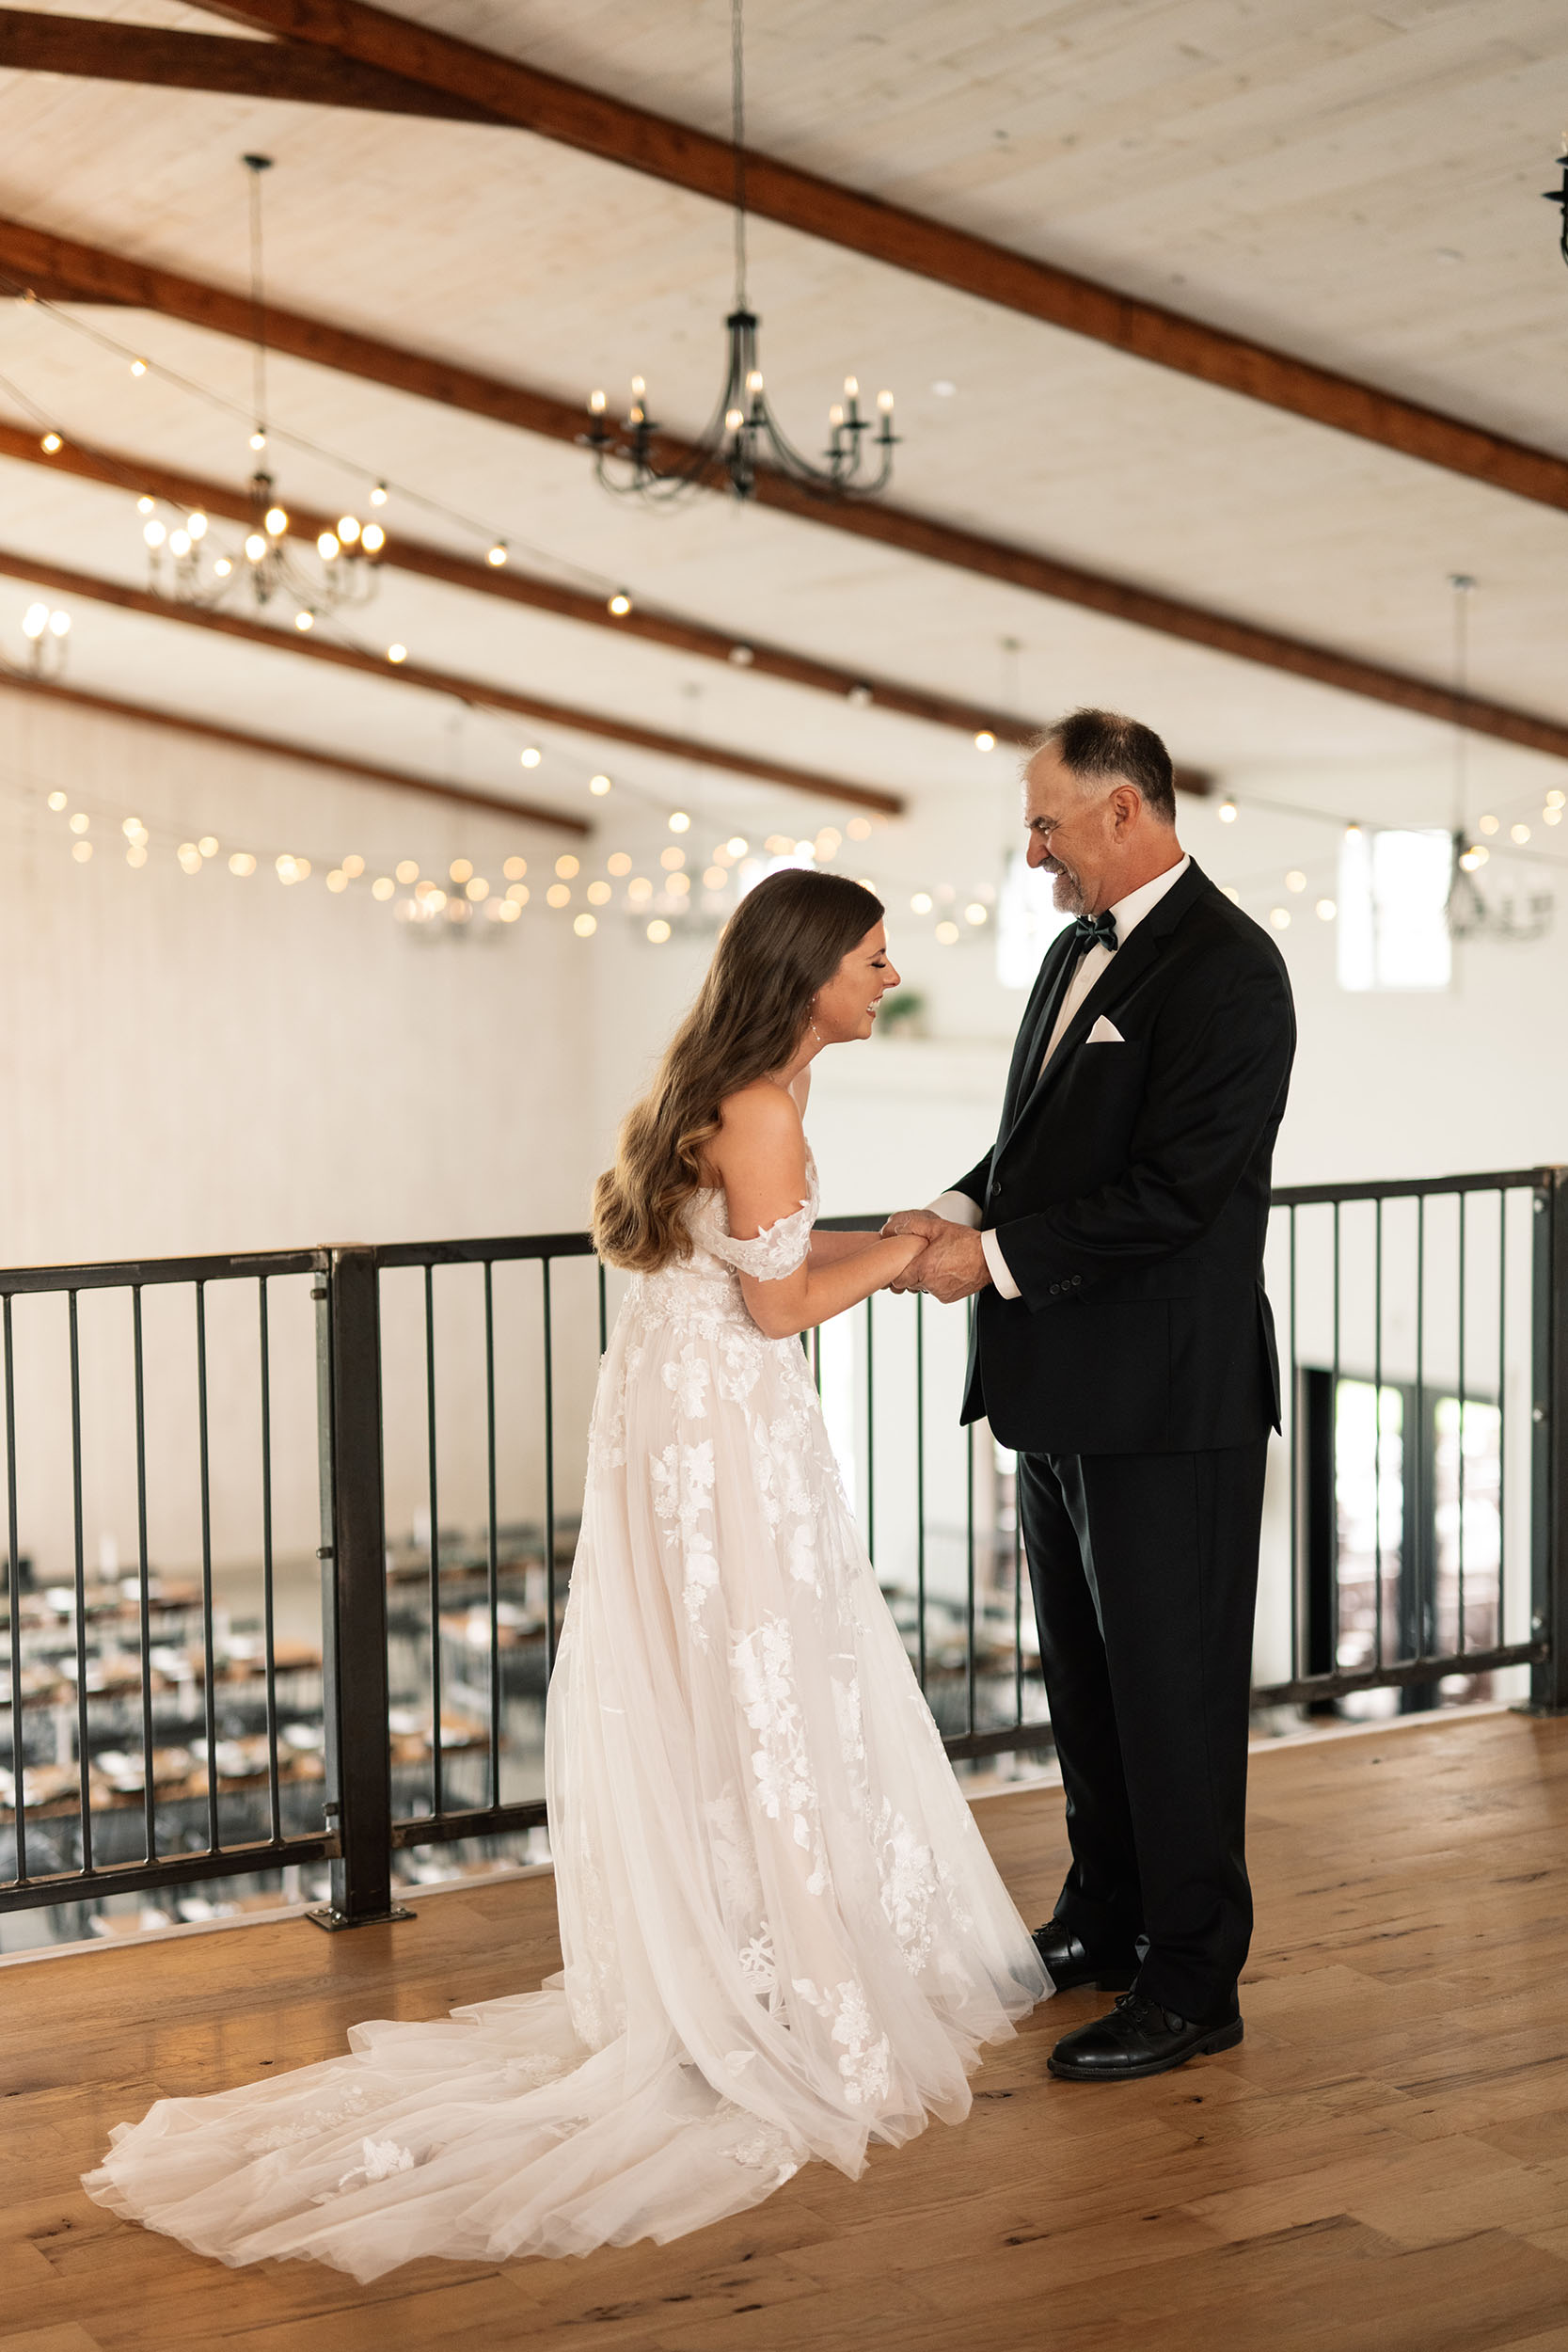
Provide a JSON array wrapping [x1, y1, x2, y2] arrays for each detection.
[[4, 1295, 24, 1884], [1012, 1465, 1023, 1732], [1497, 1188, 1508, 1660], [915, 1293, 927, 1695], [67, 1292, 92, 1873], [965, 1417, 976, 1740], [543, 1258, 557, 1676], [132, 1288, 156, 1861], [1330, 1201, 1340, 1677], [484, 1262, 500, 1809], [1289, 1205, 1299, 1685], [258, 1279, 281, 1847], [1457, 1191, 1467, 1652], [1373, 1200, 1384, 1676], [195, 1282, 218, 1852], [864, 1295, 877, 1565], [1416, 1193, 1428, 1666], [423, 1264, 442, 1819]]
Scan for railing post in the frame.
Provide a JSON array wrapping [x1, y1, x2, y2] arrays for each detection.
[[309, 1246, 413, 1929], [1529, 1171, 1568, 1713]]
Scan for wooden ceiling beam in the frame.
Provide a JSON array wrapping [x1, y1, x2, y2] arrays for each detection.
[[0, 543, 905, 815], [0, 416, 1042, 748], [0, 667, 591, 831], [193, 0, 1568, 517], [2, 222, 1563, 770], [0, 7, 497, 117]]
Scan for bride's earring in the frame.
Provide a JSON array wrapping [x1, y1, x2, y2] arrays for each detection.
[[808, 999, 825, 1050]]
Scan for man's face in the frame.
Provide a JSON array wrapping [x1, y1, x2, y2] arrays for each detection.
[[1022, 746, 1117, 915]]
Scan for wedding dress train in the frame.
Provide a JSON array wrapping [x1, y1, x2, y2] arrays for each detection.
[[84, 1157, 1049, 2278]]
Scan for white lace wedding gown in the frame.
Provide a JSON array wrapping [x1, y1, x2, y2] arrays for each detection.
[[84, 1157, 1049, 2278]]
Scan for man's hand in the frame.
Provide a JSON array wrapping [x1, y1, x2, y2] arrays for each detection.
[[882, 1209, 943, 1294], [881, 1213, 991, 1303]]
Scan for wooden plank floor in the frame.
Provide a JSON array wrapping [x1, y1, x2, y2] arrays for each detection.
[[6, 1710, 1568, 2350]]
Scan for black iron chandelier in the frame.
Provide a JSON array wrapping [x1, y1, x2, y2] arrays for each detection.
[[580, 0, 897, 505], [137, 156, 387, 623]]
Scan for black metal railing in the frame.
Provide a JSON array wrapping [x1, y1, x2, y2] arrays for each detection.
[[3, 1167, 1564, 1931]]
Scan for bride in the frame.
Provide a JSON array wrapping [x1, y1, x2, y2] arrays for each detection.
[[85, 868, 1050, 2279]]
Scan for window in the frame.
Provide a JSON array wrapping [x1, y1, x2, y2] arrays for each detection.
[[995, 851, 1071, 990], [1338, 827, 1452, 992]]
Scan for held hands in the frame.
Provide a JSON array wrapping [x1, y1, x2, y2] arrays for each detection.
[[880, 1211, 992, 1305]]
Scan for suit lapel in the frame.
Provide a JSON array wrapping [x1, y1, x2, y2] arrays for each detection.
[[1005, 859, 1211, 1141], [998, 927, 1079, 1140]]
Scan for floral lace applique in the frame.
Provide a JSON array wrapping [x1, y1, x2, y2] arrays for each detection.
[[731, 1617, 827, 1895], [662, 1345, 713, 1419], [873, 1800, 942, 1973], [791, 1977, 893, 2108], [318, 2136, 417, 2199], [564, 1825, 624, 2049], [652, 1438, 721, 1649], [705, 1785, 765, 1922], [501, 2053, 569, 2090], [736, 1920, 780, 2009], [244, 2082, 366, 2153]]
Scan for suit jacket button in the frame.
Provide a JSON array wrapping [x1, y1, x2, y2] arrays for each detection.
[[1071, 1274, 1083, 1287], [1049, 1282, 1060, 1295]]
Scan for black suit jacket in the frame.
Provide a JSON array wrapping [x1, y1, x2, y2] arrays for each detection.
[[953, 859, 1296, 1455]]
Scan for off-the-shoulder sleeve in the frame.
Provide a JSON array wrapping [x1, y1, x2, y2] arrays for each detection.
[[707, 1198, 814, 1280]]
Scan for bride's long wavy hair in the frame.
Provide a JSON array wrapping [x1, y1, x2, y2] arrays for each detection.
[[593, 868, 885, 1273]]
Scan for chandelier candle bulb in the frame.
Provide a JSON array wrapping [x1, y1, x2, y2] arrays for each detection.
[[22, 604, 48, 640], [167, 531, 191, 558], [187, 513, 207, 539], [214, 559, 233, 579], [317, 532, 341, 561], [589, 389, 607, 414], [249, 433, 266, 453], [143, 520, 166, 548], [136, 497, 154, 516], [245, 533, 266, 563], [338, 516, 359, 545], [264, 506, 287, 537], [359, 524, 386, 555]]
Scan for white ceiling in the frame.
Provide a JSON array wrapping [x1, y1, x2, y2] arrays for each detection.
[[0, 0, 1564, 870]]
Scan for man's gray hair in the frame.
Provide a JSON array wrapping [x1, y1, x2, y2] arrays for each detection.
[[1031, 708, 1177, 825]]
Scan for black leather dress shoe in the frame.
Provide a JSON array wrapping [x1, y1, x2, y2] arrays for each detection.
[[1047, 1991, 1243, 2082], [1031, 1922, 1138, 1993]]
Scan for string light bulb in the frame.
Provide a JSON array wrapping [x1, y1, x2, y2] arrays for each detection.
[[974, 730, 996, 753], [370, 482, 388, 506], [486, 543, 508, 567], [1218, 799, 1238, 823], [520, 747, 542, 769], [589, 773, 612, 796], [646, 918, 671, 943], [668, 810, 690, 834], [608, 591, 632, 616], [40, 433, 61, 454]]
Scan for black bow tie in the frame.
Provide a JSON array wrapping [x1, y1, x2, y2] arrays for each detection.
[[1071, 910, 1118, 954]]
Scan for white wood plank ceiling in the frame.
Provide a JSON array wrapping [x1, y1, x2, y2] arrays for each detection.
[[0, 0, 1564, 845]]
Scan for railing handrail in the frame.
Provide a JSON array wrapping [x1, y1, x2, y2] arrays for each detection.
[[0, 1168, 1554, 1297]]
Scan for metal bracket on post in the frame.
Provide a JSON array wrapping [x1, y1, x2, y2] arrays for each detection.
[[1527, 1171, 1568, 1714], [308, 1248, 415, 1929]]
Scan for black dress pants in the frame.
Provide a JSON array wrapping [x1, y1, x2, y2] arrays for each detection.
[[1017, 1443, 1268, 2022]]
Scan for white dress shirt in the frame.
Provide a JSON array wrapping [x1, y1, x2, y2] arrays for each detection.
[[929, 855, 1191, 1300]]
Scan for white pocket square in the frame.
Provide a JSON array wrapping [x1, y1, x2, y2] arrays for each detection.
[[1086, 1015, 1124, 1043]]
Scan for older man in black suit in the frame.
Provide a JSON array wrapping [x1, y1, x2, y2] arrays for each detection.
[[887, 707, 1295, 2083]]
